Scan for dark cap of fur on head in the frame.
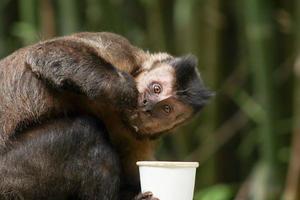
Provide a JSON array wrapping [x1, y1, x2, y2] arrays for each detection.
[[168, 55, 214, 112]]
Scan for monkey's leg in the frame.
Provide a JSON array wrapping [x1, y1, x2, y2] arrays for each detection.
[[26, 39, 138, 109], [0, 116, 120, 200]]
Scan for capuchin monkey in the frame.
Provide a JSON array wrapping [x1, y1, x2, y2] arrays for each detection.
[[0, 32, 213, 199]]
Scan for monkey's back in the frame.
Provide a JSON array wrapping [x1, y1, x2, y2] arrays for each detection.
[[0, 47, 65, 149]]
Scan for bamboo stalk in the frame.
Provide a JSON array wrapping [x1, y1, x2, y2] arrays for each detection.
[[17, 0, 38, 45], [243, 0, 276, 165], [56, 0, 79, 35], [191, 0, 221, 151], [282, 0, 300, 199], [19, 0, 36, 28], [241, 0, 279, 199], [173, 0, 222, 186], [40, 0, 56, 39], [0, 0, 6, 57], [173, 0, 193, 52], [173, 0, 200, 158], [85, 0, 102, 30], [143, 0, 166, 51], [196, 0, 221, 186]]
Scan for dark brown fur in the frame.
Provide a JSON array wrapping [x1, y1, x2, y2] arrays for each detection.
[[0, 32, 176, 200], [0, 32, 143, 145], [0, 32, 155, 199], [0, 115, 121, 200]]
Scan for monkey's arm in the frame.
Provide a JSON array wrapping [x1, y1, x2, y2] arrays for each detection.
[[26, 39, 138, 108], [71, 32, 145, 75]]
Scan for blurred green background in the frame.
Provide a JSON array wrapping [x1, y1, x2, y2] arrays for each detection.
[[0, 0, 299, 199]]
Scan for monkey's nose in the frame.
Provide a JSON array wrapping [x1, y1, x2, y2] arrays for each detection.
[[138, 98, 148, 108], [139, 93, 154, 112], [143, 99, 148, 105], [143, 102, 154, 113]]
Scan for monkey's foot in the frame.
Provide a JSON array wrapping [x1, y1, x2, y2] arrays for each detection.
[[134, 192, 159, 200]]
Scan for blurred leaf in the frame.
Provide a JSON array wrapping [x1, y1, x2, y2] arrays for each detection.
[[278, 146, 290, 164], [194, 184, 235, 200], [248, 162, 282, 200], [56, 0, 80, 34], [233, 90, 265, 123], [11, 22, 38, 45]]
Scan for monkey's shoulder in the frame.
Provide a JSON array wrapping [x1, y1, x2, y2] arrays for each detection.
[[30, 32, 146, 73]]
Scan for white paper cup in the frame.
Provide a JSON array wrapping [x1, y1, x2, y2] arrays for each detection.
[[137, 161, 199, 200]]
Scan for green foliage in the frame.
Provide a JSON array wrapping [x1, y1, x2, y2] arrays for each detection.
[[11, 22, 38, 45], [194, 184, 235, 200]]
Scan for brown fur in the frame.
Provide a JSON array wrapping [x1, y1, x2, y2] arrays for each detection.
[[0, 32, 211, 199], [0, 32, 161, 186]]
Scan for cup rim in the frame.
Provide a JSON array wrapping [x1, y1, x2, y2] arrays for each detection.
[[136, 161, 199, 168]]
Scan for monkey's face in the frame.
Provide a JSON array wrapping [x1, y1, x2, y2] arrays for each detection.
[[128, 63, 193, 136]]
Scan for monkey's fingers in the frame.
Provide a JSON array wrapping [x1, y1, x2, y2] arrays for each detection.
[[114, 71, 138, 110], [134, 191, 159, 200]]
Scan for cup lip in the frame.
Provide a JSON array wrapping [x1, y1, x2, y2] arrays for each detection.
[[136, 161, 199, 168]]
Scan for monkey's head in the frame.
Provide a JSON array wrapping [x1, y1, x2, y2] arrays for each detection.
[[129, 54, 214, 137]]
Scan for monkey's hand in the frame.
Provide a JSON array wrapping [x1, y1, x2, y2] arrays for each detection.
[[134, 192, 159, 200], [112, 71, 139, 110]]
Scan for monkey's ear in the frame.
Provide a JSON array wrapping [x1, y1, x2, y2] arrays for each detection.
[[170, 55, 198, 79], [170, 54, 214, 112], [170, 55, 199, 89]]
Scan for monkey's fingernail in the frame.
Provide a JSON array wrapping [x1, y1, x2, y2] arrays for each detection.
[[131, 113, 138, 119], [143, 191, 153, 197], [132, 125, 139, 132]]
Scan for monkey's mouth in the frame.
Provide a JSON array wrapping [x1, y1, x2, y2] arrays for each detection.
[[127, 110, 149, 132], [128, 110, 142, 132], [127, 110, 166, 138]]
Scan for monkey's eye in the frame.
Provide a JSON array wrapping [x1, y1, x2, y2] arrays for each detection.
[[153, 83, 162, 94], [163, 105, 172, 114]]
